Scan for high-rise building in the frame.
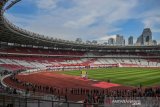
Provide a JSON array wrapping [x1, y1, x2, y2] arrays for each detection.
[[108, 38, 115, 45], [136, 28, 152, 46], [128, 36, 133, 45], [123, 39, 125, 46], [116, 35, 125, 46], [152, 40, 157, 46]]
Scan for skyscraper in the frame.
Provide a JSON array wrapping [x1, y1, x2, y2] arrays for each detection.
[[142, 28, 152, 45], [152, 40, 157, 46], [128, 36, 133, 45], [108, 38, 115, 45], [116, 35, 125, 46], [136, 28, 152, 46]]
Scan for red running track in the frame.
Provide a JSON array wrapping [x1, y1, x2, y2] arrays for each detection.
[[3, 71, 133, 101]]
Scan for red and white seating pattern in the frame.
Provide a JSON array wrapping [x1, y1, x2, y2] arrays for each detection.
[[0, 47, 160, 71]]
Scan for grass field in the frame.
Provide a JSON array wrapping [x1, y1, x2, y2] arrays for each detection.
[[60, 67, 160, 87]]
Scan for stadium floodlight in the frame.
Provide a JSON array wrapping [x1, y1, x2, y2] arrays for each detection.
[[4, 0, 21, 11]]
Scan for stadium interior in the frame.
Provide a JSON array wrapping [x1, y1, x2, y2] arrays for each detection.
[[0, 0, 160, 107], [0, 47, 160, 72]]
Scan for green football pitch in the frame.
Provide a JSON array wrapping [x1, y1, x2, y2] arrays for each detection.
[[60, 67, 160, 87]]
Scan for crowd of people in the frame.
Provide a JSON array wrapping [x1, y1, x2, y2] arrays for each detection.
[[0, 71, 19, 95], [0, 70, 11, 76], [8, 73, 160, 105], [0, 68, 159, 106]]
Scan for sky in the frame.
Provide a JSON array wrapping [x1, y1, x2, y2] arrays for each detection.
[[4, 0, 160, 44]]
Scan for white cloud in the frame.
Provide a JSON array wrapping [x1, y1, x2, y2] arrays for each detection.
[[143, 16, 160, 33], [26, 0, 138, 41], [98, 35, 117, 41], [64, 12, 98, 29], [4, 13, 35, 27], [63, 0, 138, 29], [35, 0, 58, 10], [6, 0, 160, 43], [136, 9, 160, 33]]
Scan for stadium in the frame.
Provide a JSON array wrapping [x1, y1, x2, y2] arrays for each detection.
[[0, 0, 160, 107]]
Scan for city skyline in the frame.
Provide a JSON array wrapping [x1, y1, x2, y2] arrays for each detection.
[[104, 28, 157, 46], [4, 0, 160, 44]]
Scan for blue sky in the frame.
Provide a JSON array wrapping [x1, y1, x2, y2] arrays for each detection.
[[4, 0, 160, 44]]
